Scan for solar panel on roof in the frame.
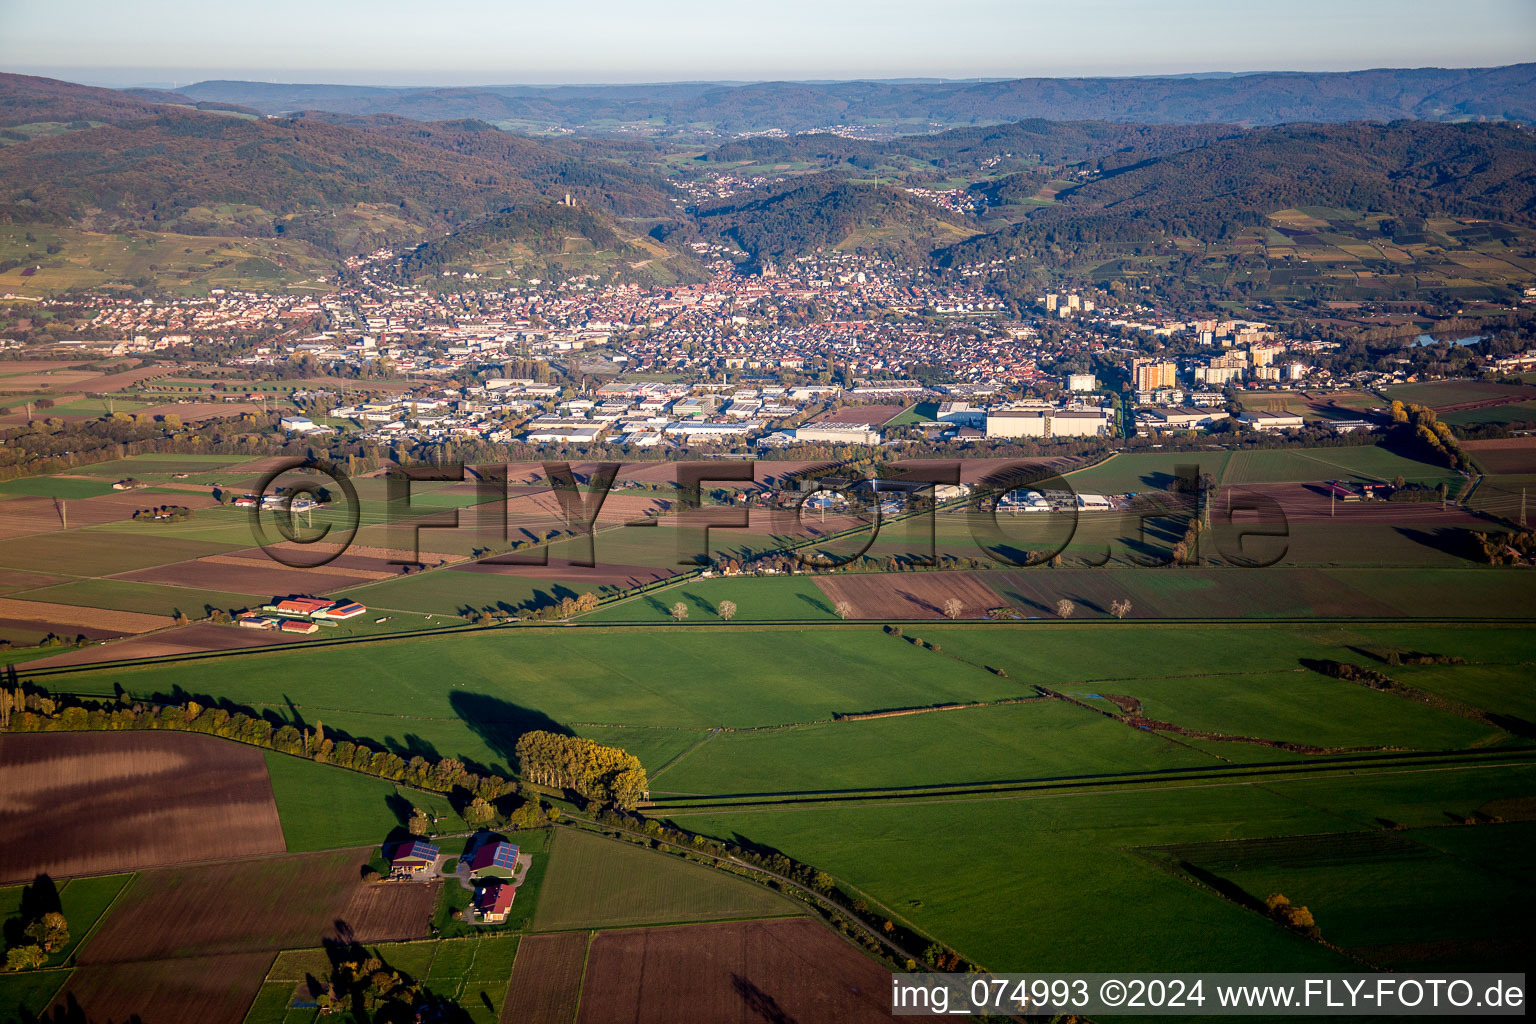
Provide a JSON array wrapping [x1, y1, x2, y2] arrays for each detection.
[[493, 843, 519, 868]]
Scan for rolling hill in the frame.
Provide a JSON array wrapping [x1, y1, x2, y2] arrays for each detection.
[[165, 65, 1536, 134], [693, 175, 979, 261]]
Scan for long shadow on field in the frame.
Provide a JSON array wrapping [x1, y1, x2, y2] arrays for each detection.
[[1394, 526, 1482, 563], [731, 975, 799, 1024], [796, 592, 832, 615], [450, 691, 571, 776]]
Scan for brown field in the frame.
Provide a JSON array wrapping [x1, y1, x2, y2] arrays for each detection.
[[136, 401, 272, 421], [0, 731, 285, 884], [0, 359, 96, 374], [0, 495, 65, 539], [79, 849, 438, 964], [1463, 437, 1536, 474], [119, 556, 384, 596], [0, 370, 101, 390], [72, 365, 176, 393], [67, 488, 223, 525], [0, 488, 221, 537], [0, 568, 69, 594], [575, 918, 897, 1024], [0, 596, 171, 634], [50, 952, 274, 1024], [815, 570, 1004, 619], [197, 552, 398, 581], [501, 931, 591, 1024], [811, 404, 907, 425], [25, 621, 305, 668], [0, 615, 120, 645]]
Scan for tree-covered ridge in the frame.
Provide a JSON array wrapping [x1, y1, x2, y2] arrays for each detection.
[[695, 175, 977, 260], [939, 121, 1536, 258], [167, 64, 1536, 132], [700, 119, 1237, 176]]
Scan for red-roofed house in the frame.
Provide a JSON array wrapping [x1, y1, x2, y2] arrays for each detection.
[[475, 881, 516, 922]]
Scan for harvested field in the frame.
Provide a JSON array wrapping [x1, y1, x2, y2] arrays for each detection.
[[501, 931, 590, 1024], [57, 488, 223, 527], [811, 404, 907, 425], [0, 568, 69, 594], [0, 615, 120, 644], [24, 621, 306, 668], [1463, 437, 1536, 474], [575, 918, 897, 1024], [197, 553, 397, 581], [0, 596, 171, 634], [119, 557, 384, 596], [71, 365, 175, 392], [0, 496, 65, 539], [0, 731, 285, 884], [49, 952, 274, 1024], [815, 571, 1003, 619], [135, 401, 270, 421], [78, 848, 438, 963]]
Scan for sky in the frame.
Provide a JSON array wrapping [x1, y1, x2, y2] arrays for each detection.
[[1, 0, 1532, 87]]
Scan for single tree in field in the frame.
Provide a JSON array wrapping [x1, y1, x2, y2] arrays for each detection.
[[834, 600, 853, 620], [1111, 598, 1132, 619], [717, 600, 737, 622], [670, 602, 689, 622], [942, 598, 963, 620], [1056, 598, 1075, 619], [407, 808, 431, 836]]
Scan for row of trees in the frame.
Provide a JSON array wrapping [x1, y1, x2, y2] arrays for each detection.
[[515, 730, 648, 810]]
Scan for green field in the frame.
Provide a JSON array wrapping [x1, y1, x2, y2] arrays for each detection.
[[0, 969, 71, 1021], [1145, 823, 1533, 970], [583, 573, 839, 623], [254, 933, 520, 1024], [672, 761, 1536, 973], [48, 625, 1023, 775], [652, 700, 1209, 797], [10, 579, 263, 616], [262, 751, 464, 852], [533, 827, 800, 930], [0, 476, 117, 499], [0, 872, 131, 969]]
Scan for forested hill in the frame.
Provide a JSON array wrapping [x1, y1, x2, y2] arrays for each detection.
[[699, 120, 1239, 177], [0, 75, 686, 255], [937, 120, 1536, 257], [166, 64, 1536, 133], [693, 176, 978, 261]]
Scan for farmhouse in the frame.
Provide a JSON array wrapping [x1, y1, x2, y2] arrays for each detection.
[[475, 880, 516, 922], [468, 840, 520, 880], [316, 600, 367, 620], [272, 597, 336, 617], [389, 839, 440, 878], [236, 614, 279, 630], [280, 619, 319, 634]]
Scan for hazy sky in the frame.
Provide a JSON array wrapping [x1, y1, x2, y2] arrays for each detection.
[[2, 0, 1532, 87]]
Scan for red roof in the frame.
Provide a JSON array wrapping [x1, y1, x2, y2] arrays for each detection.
[[477, 882, 516, 913], [275, 597, 333, 615]]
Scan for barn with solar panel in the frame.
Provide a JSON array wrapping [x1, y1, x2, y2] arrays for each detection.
[[468, 840, 520, 880]]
